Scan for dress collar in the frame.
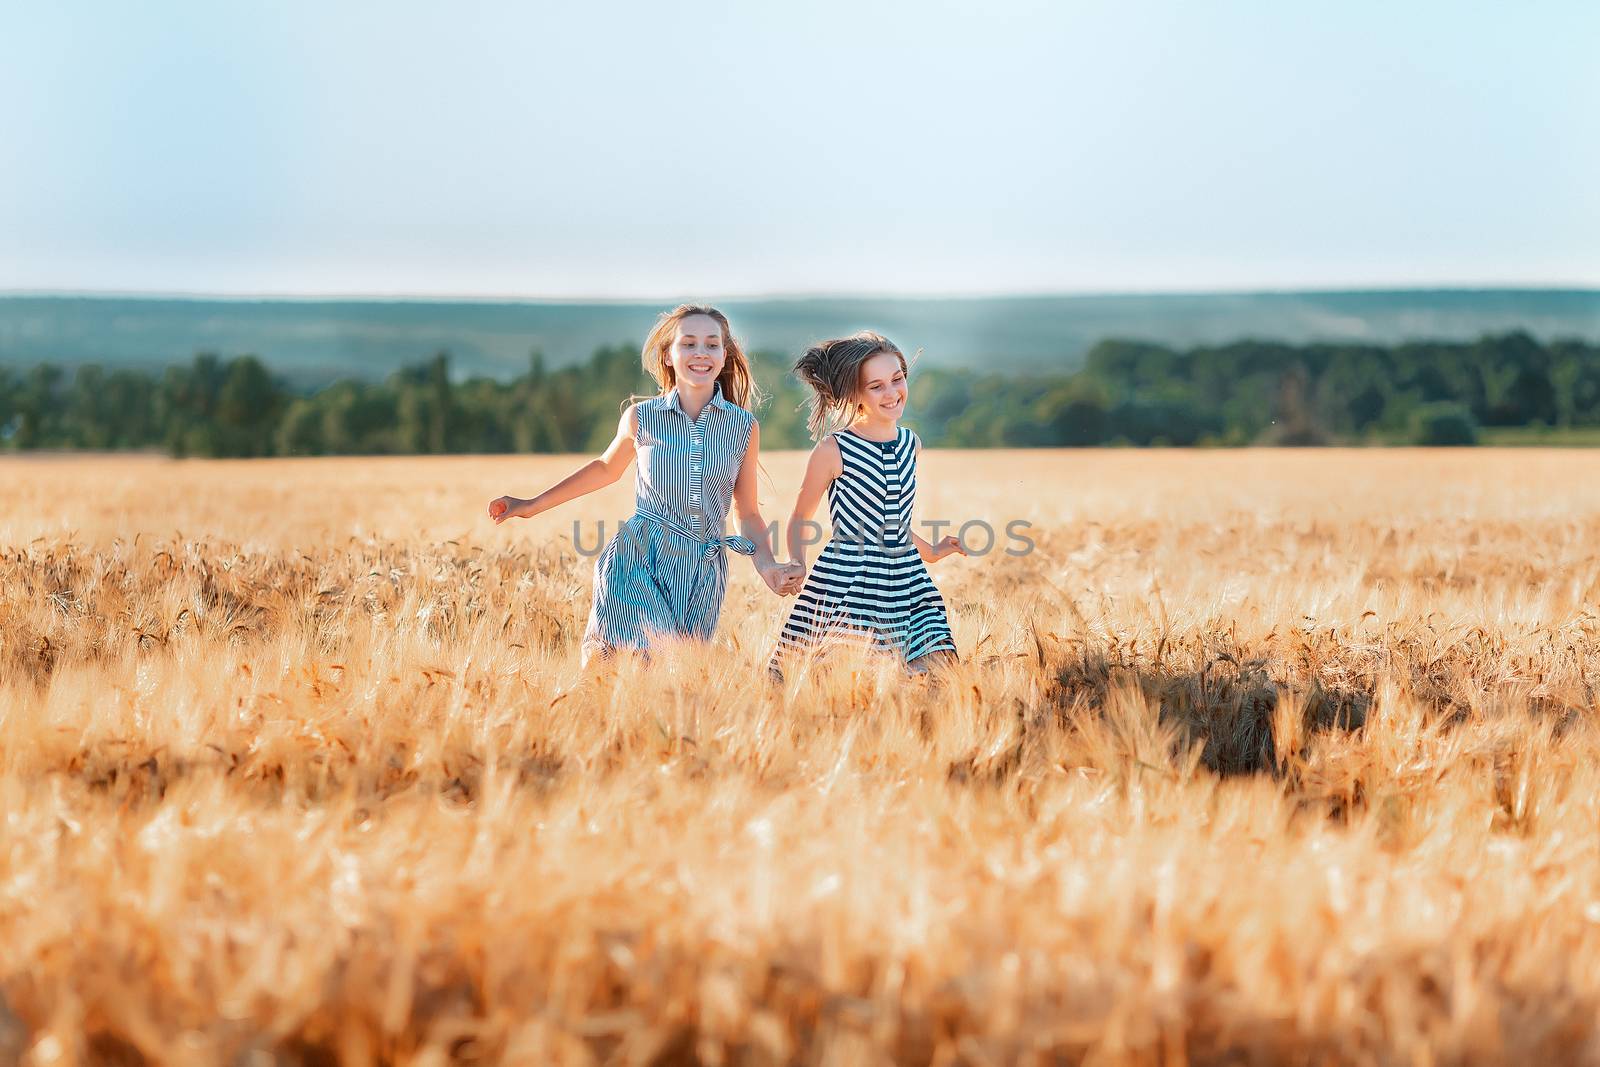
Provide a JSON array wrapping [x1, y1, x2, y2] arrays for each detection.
[[667, 380, 729, 417]]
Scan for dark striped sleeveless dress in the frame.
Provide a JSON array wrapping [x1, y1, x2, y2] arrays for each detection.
[[769, 425, 957, 673], [581, 381, 756, 661]]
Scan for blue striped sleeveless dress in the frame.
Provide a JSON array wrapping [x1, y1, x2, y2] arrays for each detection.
[[768, 425, 957, 672], [581, 382, 757, 660]]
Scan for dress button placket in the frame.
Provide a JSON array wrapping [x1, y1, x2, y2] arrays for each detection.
[[688, 413, 705, 536]]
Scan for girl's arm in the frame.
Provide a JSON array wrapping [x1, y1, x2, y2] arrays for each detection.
[[907, 431, 965, 563], [785, 436, 843, 571], [489, 404, 637, 524], [910, 530, 967, 564], [733, 420, 800, 594]]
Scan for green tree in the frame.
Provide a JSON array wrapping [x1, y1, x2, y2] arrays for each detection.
[[1411, 402, 1479, 446], [215, 356, 281, 456]]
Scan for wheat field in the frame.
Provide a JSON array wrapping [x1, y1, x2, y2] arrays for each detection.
[[4, 448, 1600, 1066]]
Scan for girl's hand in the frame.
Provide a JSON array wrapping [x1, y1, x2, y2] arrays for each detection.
[[488, 496, 529, 524], [934, 536, 967, 562], [761, 561, 805, 597], [779, 562, 806, 595]]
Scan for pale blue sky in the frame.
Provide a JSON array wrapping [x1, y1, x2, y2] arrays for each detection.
[[1, 1, 1595, 298]]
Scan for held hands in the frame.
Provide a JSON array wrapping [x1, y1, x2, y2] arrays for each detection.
[[760, 561, 806, 597], [488, 496, 533, 525]]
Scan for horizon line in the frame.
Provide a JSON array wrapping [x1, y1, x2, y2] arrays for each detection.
[[2, 281, 1598, 305]]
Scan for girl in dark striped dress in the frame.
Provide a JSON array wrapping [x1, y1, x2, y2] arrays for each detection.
[[490, 305, 804, 666], [768, 332, 965, 681]]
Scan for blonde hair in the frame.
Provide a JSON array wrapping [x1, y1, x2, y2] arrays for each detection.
[[639, 305, 761, 409], [792, 331, 909, 440]]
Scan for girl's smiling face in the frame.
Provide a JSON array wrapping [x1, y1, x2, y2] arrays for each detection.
[[670, 313, 727, 389], [856, 350, 908, 422]]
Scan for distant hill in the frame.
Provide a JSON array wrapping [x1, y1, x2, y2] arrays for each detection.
[[1, 289, 1595, 384]]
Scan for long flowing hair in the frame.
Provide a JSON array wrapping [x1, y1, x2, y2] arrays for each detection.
[[792, 331, 909, 440], [639, 305, 761, 409]]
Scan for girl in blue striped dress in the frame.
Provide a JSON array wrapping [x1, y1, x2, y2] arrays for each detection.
[[767, 332, 966, 681], [489, 305, 804, 666]]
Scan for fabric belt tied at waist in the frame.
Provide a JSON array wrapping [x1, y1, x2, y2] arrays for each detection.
[[634, 506, 757, 563]]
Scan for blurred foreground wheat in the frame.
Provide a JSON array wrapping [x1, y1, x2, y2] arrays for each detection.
[[5, 450, 1600, 1066]]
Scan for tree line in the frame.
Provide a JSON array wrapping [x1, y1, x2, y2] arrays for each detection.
[[0, 331, 1596, 456]]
